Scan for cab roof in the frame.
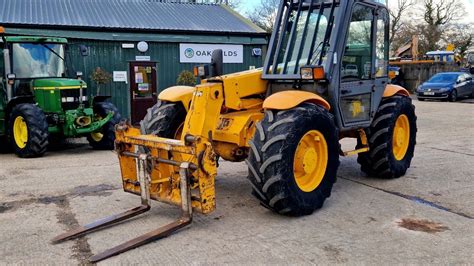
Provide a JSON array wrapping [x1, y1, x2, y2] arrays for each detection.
[[3, 36, 67, 44]]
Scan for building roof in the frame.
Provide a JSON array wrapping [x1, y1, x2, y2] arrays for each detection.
[[0, 0, 265, 34]]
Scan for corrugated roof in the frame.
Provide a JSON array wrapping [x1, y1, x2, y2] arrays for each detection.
[[0, 0, 265, 34]]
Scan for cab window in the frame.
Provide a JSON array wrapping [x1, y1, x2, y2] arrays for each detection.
[[0, 42, 4, 77], [375, 8, 389, 77], [342, 4, 374, 81]]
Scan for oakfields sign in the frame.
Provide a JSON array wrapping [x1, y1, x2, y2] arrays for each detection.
[[179, 43, 244, 63]]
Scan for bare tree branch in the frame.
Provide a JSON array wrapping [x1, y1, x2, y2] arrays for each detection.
[[246, 0, 279, 33], [389, 0, 416, 44]]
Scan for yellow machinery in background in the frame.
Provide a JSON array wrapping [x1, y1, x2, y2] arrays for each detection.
[[53, 0, 417, 262]]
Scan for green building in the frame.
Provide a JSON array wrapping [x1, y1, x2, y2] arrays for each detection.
[[0, 0, 267, 122]]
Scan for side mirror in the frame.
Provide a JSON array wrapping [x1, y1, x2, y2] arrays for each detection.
[[6, 73, 16, 85], [76, 71, 83, 80], [210, 49, 223, 77]]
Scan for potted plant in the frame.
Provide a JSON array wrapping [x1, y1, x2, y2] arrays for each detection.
[[91, 67, 112, 96]]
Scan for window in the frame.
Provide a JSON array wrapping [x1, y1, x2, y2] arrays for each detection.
[[342, 4, 374, 81], [264, 0, 339, 78], [12, 43, 65, 79], [0, 42, 4, 77], [375, 9, 389, 77]]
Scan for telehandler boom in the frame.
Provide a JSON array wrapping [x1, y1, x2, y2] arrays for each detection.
[[53, 0, 417, 262]]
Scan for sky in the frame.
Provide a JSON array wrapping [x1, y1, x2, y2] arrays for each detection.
[[239, 0, 474, 23]]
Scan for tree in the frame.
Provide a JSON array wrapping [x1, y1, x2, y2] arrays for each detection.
[[389, 0, 467, 56], [421, 0, 466, 52], [388, 0, 416, 44], [246, 0, 279, 33], [442, 24, 474, 57]]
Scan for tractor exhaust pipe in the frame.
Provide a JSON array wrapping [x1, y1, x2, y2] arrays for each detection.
[[211, 49, 223, 77], [75, 116, 92, 127], [3, 48, 13, 101]]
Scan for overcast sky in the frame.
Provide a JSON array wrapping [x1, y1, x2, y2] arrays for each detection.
[[239, 0, 474, 24]]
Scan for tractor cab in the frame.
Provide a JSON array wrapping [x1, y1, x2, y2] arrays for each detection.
[[1, 36, 87, 106]]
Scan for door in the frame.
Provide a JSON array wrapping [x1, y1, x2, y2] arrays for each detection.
[[467, 74, 474, 96], [339, 3, 377, 128], [458, 73, 472, 96], [129, 61, 157, 124]]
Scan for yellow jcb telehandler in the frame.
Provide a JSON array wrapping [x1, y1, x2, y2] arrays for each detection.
[[53, 0, 417, 262]]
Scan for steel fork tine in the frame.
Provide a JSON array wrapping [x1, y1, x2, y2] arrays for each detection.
[[89, 217, 192, 263], [51, 204, 150, 244], [88, 162, 194, 262]]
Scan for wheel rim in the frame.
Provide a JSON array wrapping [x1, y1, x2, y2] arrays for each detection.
[[293, 130, 328, 192], [90, 114, 104, 142], [90, 132, 104, 142], [13, 116, 28, 149], [392, 114, 410, 161]]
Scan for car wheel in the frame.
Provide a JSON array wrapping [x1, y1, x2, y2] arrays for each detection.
[[417, 97, 425, 101], [449, 90, 458, 102]]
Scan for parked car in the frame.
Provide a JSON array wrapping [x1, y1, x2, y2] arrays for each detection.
[[416, 72, 474, 101], [341, 64, 359, 78]]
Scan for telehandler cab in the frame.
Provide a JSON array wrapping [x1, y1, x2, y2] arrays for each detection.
[[53, 0, 417, 262]]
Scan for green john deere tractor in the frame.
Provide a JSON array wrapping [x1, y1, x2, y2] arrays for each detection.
[[0, 32, 121, 158]]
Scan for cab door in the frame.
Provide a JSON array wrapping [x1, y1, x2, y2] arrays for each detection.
[[0, 41, 5, 135], [338, 3, 379, 128]]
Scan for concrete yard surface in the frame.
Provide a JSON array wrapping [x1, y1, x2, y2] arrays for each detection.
[[0, 99, 473, 264]]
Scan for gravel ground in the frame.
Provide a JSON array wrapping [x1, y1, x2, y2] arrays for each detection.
[[0, 99, 473, 265]]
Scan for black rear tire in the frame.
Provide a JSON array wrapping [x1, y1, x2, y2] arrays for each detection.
[[357, 96, 417, 178], [87, 102, 122, 150], [139, 101, 186, 138], [9, 103, 49, 158], [247, 103, 340, 216]]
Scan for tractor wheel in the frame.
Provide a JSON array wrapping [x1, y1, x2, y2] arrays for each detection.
[[87, 102, 122, 150], [140, 101, 186, 139], [357, 95, 417, 179], [247, 103, 340, 216], [9, 103, 49, 158]]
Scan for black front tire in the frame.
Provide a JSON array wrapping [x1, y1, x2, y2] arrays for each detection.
[[87, 102, 122, 150], [139, 101, 186, 138], [247, 104, 340, 216], [9, 103, 49, 158], [449, 90, 458, 102], [357, 96, 417, 178]]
